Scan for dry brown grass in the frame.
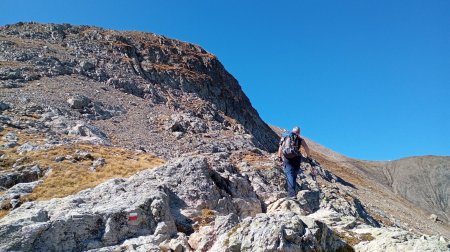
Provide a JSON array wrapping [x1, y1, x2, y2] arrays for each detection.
[[23, 144, 164, 201], [120, 56, 134, 64], [337, 231, 374, 247], [150, 63, 211, 82], [0, 61, 26, 68], [200, 208, 214, 223], [242, 153, 262, 163], [1, 127, 164, 201], [0, 210, 9, 219], [192, 208, 216, 231], [235, 152, 274, 170], [312, 150, 364, 187], [0, 127, 47, 172]]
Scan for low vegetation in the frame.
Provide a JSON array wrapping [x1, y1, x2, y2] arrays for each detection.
[[224, 223, 241, 246], [192, 208, 216, 231], [23, 144, 164, 201], [234, 151, 275, 170], [0, 210, 8, 219], [1, 128, 165, 203], [336, 230, 375, 246]]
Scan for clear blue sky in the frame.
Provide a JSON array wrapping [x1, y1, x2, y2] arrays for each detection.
[[2, 1, 449, 160]]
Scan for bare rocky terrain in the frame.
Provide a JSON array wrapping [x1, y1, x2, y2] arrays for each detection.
[[0, 22, 449, 251]]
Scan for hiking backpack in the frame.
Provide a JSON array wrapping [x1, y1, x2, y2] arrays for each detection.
[[282, 134, 300, 158]]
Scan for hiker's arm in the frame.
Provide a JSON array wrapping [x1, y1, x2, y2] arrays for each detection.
[[278, 145, 282, 159], [301, 139, 311, 157]]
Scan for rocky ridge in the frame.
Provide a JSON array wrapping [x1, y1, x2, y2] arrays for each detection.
[[0, 22, 448, 251]]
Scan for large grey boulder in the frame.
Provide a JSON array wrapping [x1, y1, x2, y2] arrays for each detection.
[[222, 211, 346, 252], [0, 180, 42, 210], [0, 179, 177, 251], [68, 122, 111, 145], [353, 227, 450, 252], [0, 155, 263, 251], [0, 164, 43, 189]]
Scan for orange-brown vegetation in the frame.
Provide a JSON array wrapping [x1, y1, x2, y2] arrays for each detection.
[[0, 210, 9, 219], [23, 144, 164, 201], [192, 208, 216, 231], [0, 128, 164, 202], [337, 231, 374, 247]]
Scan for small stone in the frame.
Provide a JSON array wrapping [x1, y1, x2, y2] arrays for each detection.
[[429, 214, 438, 222], [74, 151, 94, 161], [12, 156, 30, 168], [80, 61, 95, 71], [92, 158, 106, 167], [16, 142, 39, 153], [10, 199, 21, 209], [67, 95, 91, 109], [2, 132, 18, 142], [172, 131, 184, 139], [0, 142, 18, 149], [0, 101, 11, 111]]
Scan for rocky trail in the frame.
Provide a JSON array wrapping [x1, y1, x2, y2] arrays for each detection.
[[0, 22, 449, 251]]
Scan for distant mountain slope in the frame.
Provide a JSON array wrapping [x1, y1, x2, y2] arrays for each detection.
[[383, 156, 450, 221]]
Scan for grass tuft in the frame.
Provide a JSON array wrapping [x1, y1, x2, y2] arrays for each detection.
[[192, 208, 216, 231], [336, 231, 374, 246], [0, 210, 9, 219]]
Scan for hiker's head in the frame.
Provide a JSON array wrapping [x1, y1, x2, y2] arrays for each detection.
[[292, 126, 300, 136]]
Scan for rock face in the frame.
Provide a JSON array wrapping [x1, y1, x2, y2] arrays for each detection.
[[0, 22, 279, 153], [0, 22, 449, 252], [224, 212, 343, 252], [0, 155, 349, 251]]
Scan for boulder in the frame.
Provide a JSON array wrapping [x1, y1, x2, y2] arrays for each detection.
[[90, 158, 106, 172], [16, 142, 40, 153], [267, 198, 308, 215], [0, 180, 42, 210], [68, 122, 111, 145], [106, 78, 144, 97], [67, 95, 91, 109], [80, 61, 95, 71], [2, 132, 18, 143], [223, 211, 346, 252], [0, 156, 245, 251], [0, 101, 11, 111], [159, 233, 192, 252], [0, 164, 43, 189], [354, 227, 449, 252], [429, 214, 438, 222]]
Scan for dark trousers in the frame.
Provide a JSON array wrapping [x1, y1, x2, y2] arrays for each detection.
[[284, 156, 302, 198]]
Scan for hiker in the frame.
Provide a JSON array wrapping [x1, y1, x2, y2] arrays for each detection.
[[278, 126, 311, 198]]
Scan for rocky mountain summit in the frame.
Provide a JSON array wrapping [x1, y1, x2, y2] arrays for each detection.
[[0, 22, 449, 251]]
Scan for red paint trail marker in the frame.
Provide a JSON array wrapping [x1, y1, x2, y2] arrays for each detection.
[[128, 212, 138, 221]]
